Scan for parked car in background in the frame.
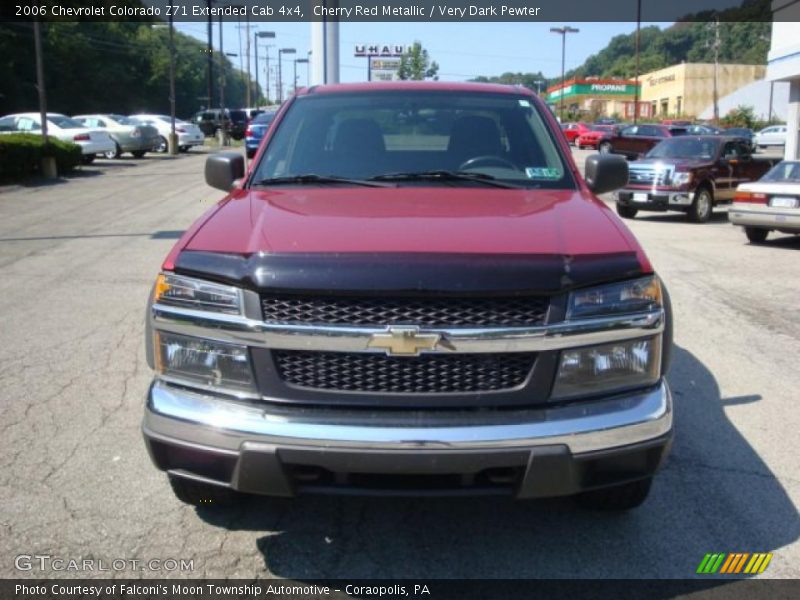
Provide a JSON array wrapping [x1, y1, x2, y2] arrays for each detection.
[[594, 117, 618, 125], [575, 124, 618, 150], [0, 112, 115, 163], [243, 107, 265, 121], [686, 124, 724, 135], [560, 122, 593, 145], [754, 125, 787, 148], [244, 110, 277, 158], [73, 114, 160, 159], [724, 127, 756, 153], [191, 108, 248, 140], [129, 114, 204, 153], [599, 124, 688, 160], [616, 136, 780, 222], [660, 119, 692, 127], [730, 160, 800, 243]]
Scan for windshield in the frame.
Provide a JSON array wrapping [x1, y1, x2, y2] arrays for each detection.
[[48, 115, 84, 129], [761, 161, 800, 183], [647, 137, 719, 160], [109, 114, 135, 125], [250, 91, 573, 188]]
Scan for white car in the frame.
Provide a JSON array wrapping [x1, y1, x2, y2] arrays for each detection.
[[0, 112, 115, 163], [753, 125, 787, 148], [129, 114, 204, 153], [72, 114, 161, 159], [730, 160, 800, 243]]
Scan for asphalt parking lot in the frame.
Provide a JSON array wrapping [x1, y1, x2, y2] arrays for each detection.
[[0, 147, 798, 580]]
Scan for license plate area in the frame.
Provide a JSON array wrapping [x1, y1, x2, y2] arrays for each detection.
[[633, 193, 649, 203], [769, 196, 798, 208]]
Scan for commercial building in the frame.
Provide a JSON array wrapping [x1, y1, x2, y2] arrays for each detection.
[[638, 63, 766, 119], [767, 2, 800, 159], [545, 79, 650, 119]]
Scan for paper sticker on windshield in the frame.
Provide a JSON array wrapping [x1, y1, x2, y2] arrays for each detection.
[[518, 99, 531, 107], [525, 167, 561, 180]]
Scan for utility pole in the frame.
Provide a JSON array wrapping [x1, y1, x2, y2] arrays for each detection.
[[168, 0, 177, 154], [264, 45, 274, 102], [550, 26, 579, 123], [254, 31, 275, 107], [218, 14, 226, 145], [206, 0, 213, 110], [278, 48, 296, 103], [709, 17, 721, 124], [633, 0, 641, 124], [33, 18, 56, 178]]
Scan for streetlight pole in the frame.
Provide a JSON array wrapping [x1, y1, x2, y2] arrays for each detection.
[[294, 58, 309, 93], [550, 26, 579, 123], [634, 0, 641, 124], [254, 31, 275, 107], [278, 48, 296, 103], [206, 0, 213, 111], [218, 14, 226, 145], [168, 0, 177, 154]]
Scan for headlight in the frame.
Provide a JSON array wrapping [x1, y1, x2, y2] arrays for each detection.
[[154, 331, 256, 395], [567, 276, 662, 320], [154, 273, 243, 315], [552, 336, 661, 400], [671, 171, 692, 187]]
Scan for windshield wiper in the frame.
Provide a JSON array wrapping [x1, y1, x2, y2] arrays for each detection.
[[250, 174, 391, 188], [369, 170, 523, 189]]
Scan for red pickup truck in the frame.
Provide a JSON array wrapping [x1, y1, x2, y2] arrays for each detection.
[[143, 82, 673, 511], [616, 136, 780, 222]]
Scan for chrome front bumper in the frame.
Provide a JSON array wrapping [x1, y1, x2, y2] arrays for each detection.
[[143, 379, 673, 497]]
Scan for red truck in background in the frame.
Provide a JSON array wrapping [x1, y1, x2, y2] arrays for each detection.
[[143, 82, 673, 511], [616, 135, 781, 222], [598, 124, 688, 159]]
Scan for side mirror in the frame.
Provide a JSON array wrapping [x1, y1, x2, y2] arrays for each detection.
[[584, 154, 628, 195], [205, 152, 245, 192]]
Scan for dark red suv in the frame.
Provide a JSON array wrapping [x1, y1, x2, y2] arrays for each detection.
[[599, 124, 688, 160]]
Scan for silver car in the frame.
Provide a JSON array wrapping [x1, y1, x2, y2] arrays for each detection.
[[73, 114, 160, 158], [730, 160, 800, 243], [753, 125, 787, 148]]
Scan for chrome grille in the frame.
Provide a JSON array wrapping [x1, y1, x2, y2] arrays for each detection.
[[274, 351, 536, 394], [628, 167, 671, 186], [260, 295, 549, 327]]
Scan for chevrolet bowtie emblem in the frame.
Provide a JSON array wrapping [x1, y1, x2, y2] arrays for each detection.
[[367, 326, 441, 356]]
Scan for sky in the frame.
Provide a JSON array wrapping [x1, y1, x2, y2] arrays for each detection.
[[175, 21, 669, 95]]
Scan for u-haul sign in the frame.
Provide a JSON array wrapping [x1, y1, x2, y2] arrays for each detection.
[[355, 44, 407, 57]]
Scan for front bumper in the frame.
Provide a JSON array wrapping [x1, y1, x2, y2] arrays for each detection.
[[143, 379, 673, 498], [617, 189, 693, 212], [729, 203, 800, 232], [178, 133, 204, 147]]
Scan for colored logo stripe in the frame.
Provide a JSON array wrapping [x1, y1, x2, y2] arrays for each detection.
[[697, 553, 773, 575]]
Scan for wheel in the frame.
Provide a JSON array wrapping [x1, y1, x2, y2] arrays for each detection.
[[179, 145, 189, 153], [745, 227, 769, 244], [576, 478, 653, 511], [616, 203, 638, 219], [168, 476, 241, 507], [81, 155, 95, 164], [103, 142, 121, 159], [131, 150, 146, 158], [688, 187, 713, 223], [599, 141, 612, 154], [246, 149, 256, 159], [155, 136, 168, 153]]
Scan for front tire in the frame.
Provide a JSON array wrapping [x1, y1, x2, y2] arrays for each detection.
[[81, 155, 95, 164], [576, 478, 653, 511], [599, 141, 612, 154], [131, 150, 146, 158], [168, 476, 241, 507], [688, 187, 713, 223], [156, 136, 168, 153], [745, 227, 769, 244], [616, 203, 638, 219]]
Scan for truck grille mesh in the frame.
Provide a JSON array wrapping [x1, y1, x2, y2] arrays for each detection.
[[261, 295, 549, 327], [274, 351, 536, 394]]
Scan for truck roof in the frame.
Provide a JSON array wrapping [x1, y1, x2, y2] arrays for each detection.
[[298, 81, 534, 97]]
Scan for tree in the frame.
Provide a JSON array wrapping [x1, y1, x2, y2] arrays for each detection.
[[720, 105, 756, 129], [398, 42, 439, 81]]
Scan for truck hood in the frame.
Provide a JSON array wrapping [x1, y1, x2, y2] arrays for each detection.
[[178, 187, 649, 293]]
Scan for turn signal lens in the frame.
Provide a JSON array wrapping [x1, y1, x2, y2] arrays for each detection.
[[734, 191, 768, 204], [568, 276, 663, 320], [153, 273, 243, 315]]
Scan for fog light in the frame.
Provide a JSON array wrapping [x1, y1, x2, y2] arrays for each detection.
[[552, 337, 661, 400], [155, 331, 256, 395]]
